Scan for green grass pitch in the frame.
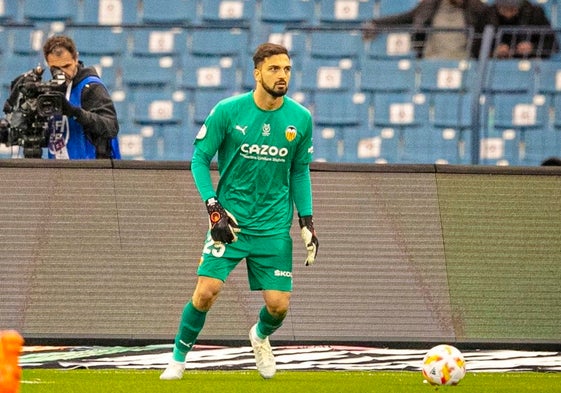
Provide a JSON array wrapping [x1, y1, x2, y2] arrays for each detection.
[[21, 370, 561, 393]]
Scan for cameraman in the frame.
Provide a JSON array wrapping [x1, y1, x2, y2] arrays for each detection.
[[6, 35, 120, 159]]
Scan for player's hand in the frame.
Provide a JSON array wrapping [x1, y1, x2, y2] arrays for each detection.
[[205, 197, 240, 245], [298, 215, 318, 266]]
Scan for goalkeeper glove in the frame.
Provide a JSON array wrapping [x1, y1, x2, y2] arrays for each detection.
[[206, 197, 240, 245], [298, 215, 319, 266]]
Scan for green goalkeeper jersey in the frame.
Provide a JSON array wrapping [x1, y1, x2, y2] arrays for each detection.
[[193, 91, 314, 236]]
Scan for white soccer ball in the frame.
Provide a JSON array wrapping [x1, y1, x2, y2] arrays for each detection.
[[421, 344, 466, 386]]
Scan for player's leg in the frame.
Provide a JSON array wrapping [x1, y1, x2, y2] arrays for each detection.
[[247, 233, 293, 379], [161, 235, 245, 380], [160, 276, 223, 380]]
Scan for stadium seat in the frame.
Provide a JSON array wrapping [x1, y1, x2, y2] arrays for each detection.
[[131, 29, 187, 58], [66, 26, 126, 57], [399, 125, 459, 164], [377, 0, 420, 17], [360, 58, 416, 93], [309, 30, 363, 59], [372, 93, 429, 127], [318, 0, 376, 25], [300, 58, 357, 92], [200, 0, 254, 25], [10, 26, 45, 56], [121, 56, 178, 92], [161, 124, 195, 161], [0, 1, 20, 22], [518, 128, 560, 166], [141, 0, 197, 25], [312, 126, 341, 162], [190, 28, 249, 59], [259, 0, 315, 24], [78, 0, 139, 25], [536, 59, 561, 97], [419, 59, 476, 93], [23, 0, 78, 22], [364, 31, 416, 59], [132, 92, 186, 126], [312, 91, 367, 126], [490, 93, 548, 130], [341, 126, 399, 163], [431, 92, 474, 130], [479, 132, 520, 166], [180, 55, 238, 91], [484, 59, 537, 94]]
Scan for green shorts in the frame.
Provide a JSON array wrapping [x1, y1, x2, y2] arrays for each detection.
[[197, 231, 293, 292]]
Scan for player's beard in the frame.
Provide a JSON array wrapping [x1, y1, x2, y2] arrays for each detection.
[[261, 79, 288, 98]]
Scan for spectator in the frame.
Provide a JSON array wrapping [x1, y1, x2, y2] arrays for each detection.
[[489, 0, 559, 59], [361, 0, 490, 59]]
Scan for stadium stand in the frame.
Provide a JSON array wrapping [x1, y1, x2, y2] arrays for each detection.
[[140, 0, 198, 25], [0, 1, 559, 164]]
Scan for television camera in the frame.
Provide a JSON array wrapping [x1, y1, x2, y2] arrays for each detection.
[[0, 65, 66, 158]]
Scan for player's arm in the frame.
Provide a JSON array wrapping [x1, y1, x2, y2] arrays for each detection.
[[291, 163, 318, 266]]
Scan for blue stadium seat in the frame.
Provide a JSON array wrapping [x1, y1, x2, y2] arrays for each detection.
[[419, 59, 476, 93], [341, 126, 399, 163], [364, 31, 416, 59], [360, 58, 415, 93], [431, 92, 474, 130], [318, 0, 376, 24], [484, 59, 537, 94], [309, 30, 363, 59], [141, 0, 197, 25], [132, 92, 185, 126], [490, 93, 548, 130], [180, 55, 238, 91], [131, 29, 187, 58], [479, 132, 520, 166], [0, 54, 43, 90], [0, 1, 20, 22], [312, 126, 341, 162], [200, 0, 254, 25], [10, 26, 45, 56], [518, 128, 560, 166], [121, 56, 178, 93], [300, 58, 357, 92], [399, 125, 459, 164], [259, 0, 315, 24], [536, 59, 561, 96], [313, 91, 367, 126], [78, 0, 139, 25], [66, 26, 126, 57], [190, 28, 249, 59], [554, 95, 561, 129], [377, 0, 420, 17], [372, 93, 429, 127], [23, 0, 78, 22], [162, 124, 195, 161]]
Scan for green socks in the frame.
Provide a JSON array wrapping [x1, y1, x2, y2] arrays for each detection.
[[173, 301, 207, 362], [256, 306, 285, 338]]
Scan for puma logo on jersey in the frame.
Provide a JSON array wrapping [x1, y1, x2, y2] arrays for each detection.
[[235, 125, 248, 135]]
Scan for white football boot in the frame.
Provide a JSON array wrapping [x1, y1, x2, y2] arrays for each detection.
[[159, 359, 185, 380], [249, 324, 276, 379]]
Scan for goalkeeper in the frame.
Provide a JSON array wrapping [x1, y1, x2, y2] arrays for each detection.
[[161, 42, 318, 381]]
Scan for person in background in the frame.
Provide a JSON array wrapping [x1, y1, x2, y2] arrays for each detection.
[[361, 0, 490, 59], [488, 0, 559, 58], [159, 43, 318, 381], [3, 35, 120, 159]]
